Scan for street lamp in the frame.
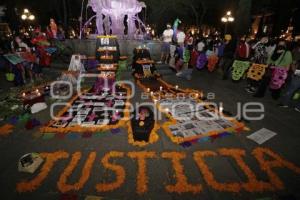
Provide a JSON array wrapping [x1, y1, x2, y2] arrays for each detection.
[[221, 11, 234, 34], [21, 8, 35, 21]]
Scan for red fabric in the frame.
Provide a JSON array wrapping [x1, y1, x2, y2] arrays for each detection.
[[31, 35, 48, 46], [25, 121, 34, 130], [37, 46, 51, 67], [31, 35, 51, 67], [19, 52, 36, 63], [46, 29, 54, 39], [207, 55, 219, 72], [236, 43, 250, 59], [190, 50, 199, 67]]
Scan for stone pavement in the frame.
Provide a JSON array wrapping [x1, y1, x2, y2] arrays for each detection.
[[0, 64, 299, 200]]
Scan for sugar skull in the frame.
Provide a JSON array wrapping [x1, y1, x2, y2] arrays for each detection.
[[269, 67, 288, 90], [247, 64, 268, 81], [231, 60, 250, 81]]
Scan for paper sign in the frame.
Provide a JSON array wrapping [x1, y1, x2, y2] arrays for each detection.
[[247, 128, 277, 145]]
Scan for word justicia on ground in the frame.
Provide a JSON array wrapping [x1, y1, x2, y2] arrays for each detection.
[[16, 147, 300, 194]]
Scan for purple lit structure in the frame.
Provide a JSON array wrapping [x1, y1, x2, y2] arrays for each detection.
[[87, 0, 146, 38]]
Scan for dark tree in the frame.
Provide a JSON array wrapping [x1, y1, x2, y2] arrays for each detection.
[[235, 0, 252, 37]]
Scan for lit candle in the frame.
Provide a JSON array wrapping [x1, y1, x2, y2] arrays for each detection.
[[195, 93, 199, 98], [160, 86, 163, 91], [150, 91, 154, 96], [165, 108, 169, 113], [37, 92, 41, 96], [219, 105, 224, 113], [147, 88, 150, 92], [22, 93, 26, 97], [175, 85, 179, 90], [36, 89, 39, 93]]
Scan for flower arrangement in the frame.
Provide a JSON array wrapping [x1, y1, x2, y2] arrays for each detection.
[[40, 85, 132, 133], [128, 151, 157, 194], [17, 151, 69, 192], [57, 152, 96, 193], [95, 151, 126, 192], [0, 124, 14, 137], [252, 147, 300, 190], [127, 122, 160, 147], [162, 152, 202, 194]]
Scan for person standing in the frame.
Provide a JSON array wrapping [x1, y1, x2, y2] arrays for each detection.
[[236, 36, 251, 61], [11, 36, 33, 84], [50, 18, 58, 39], [279, 70, 300, 112], [196, 37, 206, 53], [278, 42, 300, 112], [219, 34, 237, 80], [254, 40, 293, 99], [176, 26, 186, 46], [185, 32, 194, 50], [159, 24, 173, 64], [245, 37, 269, 94], [251, 36, 269, 64], [176, 44, 193, 80]]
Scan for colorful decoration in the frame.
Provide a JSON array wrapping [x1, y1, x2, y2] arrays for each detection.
[[95, 151, 125, 192], [172, 18, 182, 41], [40, 85, 131, 134], [128, 122, 160, 147], [15, 148, 300, 194], [0, 124, 14, 137], [231, 60, 251, 81], [57, 152, 96, 193], [207, 55, 219, 72], [183, 48, 191, 63], [247, 64, 268, 81], [128, 151, 157, 195], [196, 53, 208, 70], [162, 152, 202, 193], [16, 151, 69, 192], [269, 67, 289, 90], [136, 77, 244, 145]]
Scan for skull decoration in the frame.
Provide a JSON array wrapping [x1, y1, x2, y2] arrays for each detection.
[[231, 60, 250, 81], [247, 64, 268, 81], [269, 67, 288, 90]]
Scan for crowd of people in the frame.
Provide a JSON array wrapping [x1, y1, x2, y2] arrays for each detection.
[[160, 23, 300, 112], [1, 19, 300, 112], [0, 18, 65, 86]]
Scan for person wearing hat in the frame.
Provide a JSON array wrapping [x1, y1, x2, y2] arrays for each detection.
[[159, 24, 174, 64]]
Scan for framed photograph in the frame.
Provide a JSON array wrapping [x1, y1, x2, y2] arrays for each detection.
[[97, 119, 110, 125], [77, 108, 91, 115]]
